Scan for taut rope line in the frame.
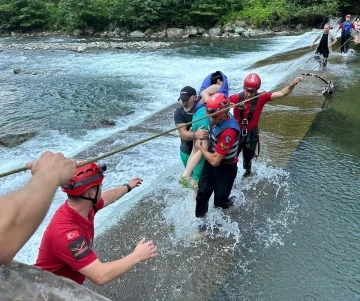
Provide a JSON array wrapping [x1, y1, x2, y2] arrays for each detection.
[[0, 79, 300, 179]]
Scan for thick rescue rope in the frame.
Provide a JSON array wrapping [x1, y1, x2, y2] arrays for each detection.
[[0, 79, 301, 179]]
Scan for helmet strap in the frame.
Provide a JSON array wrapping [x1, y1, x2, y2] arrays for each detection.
[[78, 185, 100, 204]]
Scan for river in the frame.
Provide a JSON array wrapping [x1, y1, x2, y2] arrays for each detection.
[[0, 32, 359, 301]]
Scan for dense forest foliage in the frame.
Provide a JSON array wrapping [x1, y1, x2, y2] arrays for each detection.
[[0, 0, 359, 32]]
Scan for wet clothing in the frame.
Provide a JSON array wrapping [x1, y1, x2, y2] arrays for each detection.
[[180, 150, 205, 181], [314, 32, 335, 68], [229, 92, 273, 172], [174, 106, 194, 155], [35, 199, 104, 285], [338, 22, 355, 53], [192, 105, 209, 133], [195, 113, 240, 218]]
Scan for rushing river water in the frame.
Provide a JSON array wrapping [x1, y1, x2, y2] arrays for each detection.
[[0, 31, 359, 301]]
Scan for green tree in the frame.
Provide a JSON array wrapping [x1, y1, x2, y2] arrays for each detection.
[[57, 0, 107, 31], [0, 0, 48, 30]]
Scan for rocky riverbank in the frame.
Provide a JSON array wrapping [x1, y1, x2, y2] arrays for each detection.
[[2, 20, 307, 40], [0, 40, 172, 52]]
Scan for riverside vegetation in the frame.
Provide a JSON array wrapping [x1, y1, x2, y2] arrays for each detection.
[[0, 0, 359, 36]]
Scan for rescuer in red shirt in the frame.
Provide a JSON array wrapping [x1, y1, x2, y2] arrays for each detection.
[[35, 162, 157, 285], [229, 73, 302, 177]]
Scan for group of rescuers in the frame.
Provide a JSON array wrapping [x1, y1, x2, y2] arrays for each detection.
[[31, 71, 302, 287]]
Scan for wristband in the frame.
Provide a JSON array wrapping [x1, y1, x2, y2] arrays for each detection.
[[123, 183, 132, 193]]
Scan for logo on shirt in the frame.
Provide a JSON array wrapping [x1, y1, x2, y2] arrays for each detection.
[[68, 237, 91, 260], [220, 142, 229, 151], [225, 135, 231, 144], [66, 230, 79, 241]]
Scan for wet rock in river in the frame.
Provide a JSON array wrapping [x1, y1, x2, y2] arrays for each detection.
[[0, 132, 36, 148]]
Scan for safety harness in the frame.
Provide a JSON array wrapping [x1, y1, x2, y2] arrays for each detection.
[[238, 92, 260, 157]]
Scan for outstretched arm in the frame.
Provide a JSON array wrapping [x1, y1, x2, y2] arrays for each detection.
[[271, 77, 302, 101], [102, 178, 143, 207], [200, 84, 221, 103], [311, 35, 319, 47], [0, 151, 76, 264]]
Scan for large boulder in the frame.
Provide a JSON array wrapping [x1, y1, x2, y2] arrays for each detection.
[[73, 29, 83, 36], [0, 132, 36, 148], [184, 26, 198, 37], [209, 27, 222, 37], [222, 23, 234, 32], [151, 30, 166, 38], [166, 28, 184, 38], [234, 26, 246, 34], [295, 23, 305, 32], [130, 31, 145, 38], [0, 261, 110, 301], [84, 26, 94, 35]]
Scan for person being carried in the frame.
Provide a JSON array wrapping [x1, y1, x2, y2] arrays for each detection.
[[179, 71, 229, 190], [35, 162, 157, 285], [195, 93, 240, 227], [174, 86, 209, 190], [310, 23, 337, 69], [229, 73, 302, 177], [335, 14, 358, 54], [0, 151, 76, 265]]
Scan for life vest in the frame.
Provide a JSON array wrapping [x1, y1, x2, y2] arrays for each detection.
[[342, 21, 353, 35], [198, 71, 229, 98], [208, 113, 240, 164]]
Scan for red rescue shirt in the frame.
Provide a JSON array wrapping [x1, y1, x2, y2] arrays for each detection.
[[229, 92, 273, 132], [215, 128, 239, 164], [35, 198, 104, 284]]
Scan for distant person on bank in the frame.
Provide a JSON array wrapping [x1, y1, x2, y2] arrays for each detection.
[[354, 17, 360, 43], [310, 23, 337, 69], [0, 151, 76, 265], [35, 162, 157, 285], [335, 14, 358, 53]]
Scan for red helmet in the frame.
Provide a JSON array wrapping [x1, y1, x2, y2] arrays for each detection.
[[243, 73, 261, 92], [206, 92, 230, 117], [61, 162, 106, 196]]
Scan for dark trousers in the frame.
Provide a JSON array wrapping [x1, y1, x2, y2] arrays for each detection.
[[315, 48, 329, 68], [341, 34, 351, 53], [237, 129, 259, 172], [195, 160, 238, 218]]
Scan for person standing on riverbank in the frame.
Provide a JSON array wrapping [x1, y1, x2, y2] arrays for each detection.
[[229, 74, 303, 177], [195, 93, 240, 225], [335, 14, 358, 53], [35, 162, 157, 285], [310, 24, 337, 69], [174, 86, 208, 189], [354, 17, 360, 43]]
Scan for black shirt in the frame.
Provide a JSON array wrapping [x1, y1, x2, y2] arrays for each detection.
[[174, 107, 193, 155], [318, 33, 328, 50]]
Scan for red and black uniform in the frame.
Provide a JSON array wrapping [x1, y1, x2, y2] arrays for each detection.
[[229, 91, 273, 173], [35, 198, 104, 284], [195, 113, 240, 218]]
